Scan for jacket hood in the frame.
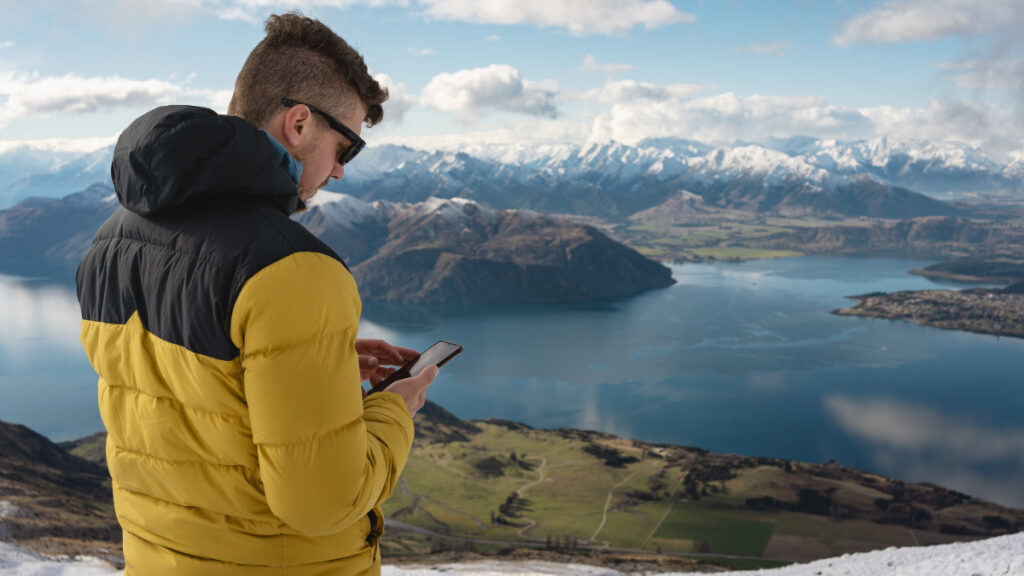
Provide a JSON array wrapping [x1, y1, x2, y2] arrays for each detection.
[[112, 105, 302, 216]]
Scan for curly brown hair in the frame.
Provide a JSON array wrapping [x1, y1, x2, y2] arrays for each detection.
[[228, 12, 388, 128]]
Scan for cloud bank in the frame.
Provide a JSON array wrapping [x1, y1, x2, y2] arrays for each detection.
[[0, 72, 182, 127], [833, 0, 1022, 46]]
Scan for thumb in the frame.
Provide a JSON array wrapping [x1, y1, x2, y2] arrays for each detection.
[[418, 364, 439, 384]]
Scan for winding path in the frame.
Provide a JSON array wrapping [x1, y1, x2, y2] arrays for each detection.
[[514, 457, 548, 537]]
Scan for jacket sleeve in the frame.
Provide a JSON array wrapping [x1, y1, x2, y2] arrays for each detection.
[[230, 251, 415, 537]]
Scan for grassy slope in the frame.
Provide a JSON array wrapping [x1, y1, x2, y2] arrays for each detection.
[[55, 406, 1024, 569], [383, 410, 1024, 567]]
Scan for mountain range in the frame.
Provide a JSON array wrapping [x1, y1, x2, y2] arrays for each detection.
[[2, 137, 1021, 216], [0, 186, 674, 304]]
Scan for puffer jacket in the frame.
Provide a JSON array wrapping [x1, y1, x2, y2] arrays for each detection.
[[76, 105, 414, 575]]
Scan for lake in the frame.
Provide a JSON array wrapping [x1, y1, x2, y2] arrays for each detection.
[[2, 256, 1023, 507]]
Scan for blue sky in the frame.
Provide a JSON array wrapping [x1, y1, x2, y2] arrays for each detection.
[[0, 0, 1021, 157]]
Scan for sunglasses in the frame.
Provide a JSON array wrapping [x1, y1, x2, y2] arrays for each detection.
[[281, 98, 366, 165]]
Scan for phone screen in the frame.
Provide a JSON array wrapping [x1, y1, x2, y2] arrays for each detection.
[[367, 340, 462, 395], [405, 341, 462, 377]]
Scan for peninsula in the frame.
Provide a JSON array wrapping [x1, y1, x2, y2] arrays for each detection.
[[833, 288, 1024, 339]]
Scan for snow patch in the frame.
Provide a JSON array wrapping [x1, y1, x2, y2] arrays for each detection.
[[308, 191, 383, 228], [0, 500, 20, 518], [0, 542, 119, 576], [414, 196, 501, 227], [2, 532, 1024, 575]]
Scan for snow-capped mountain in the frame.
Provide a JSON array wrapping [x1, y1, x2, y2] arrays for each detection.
[[4, 136, 1021, 216], [336, 138, 966, 219], [0, 145, 114, 209]]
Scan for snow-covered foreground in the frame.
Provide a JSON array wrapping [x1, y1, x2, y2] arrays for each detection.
[[0, 542, 117, 576], [2, 533, 1022, 575]]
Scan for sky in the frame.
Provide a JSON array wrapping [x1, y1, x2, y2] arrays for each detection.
[[0, 0, 1022, 159]]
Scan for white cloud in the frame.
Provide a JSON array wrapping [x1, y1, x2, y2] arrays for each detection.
[[859, 98, 1021, 157], [0, 41, 13, 49], [420, 64, 558, 119], [210, 0, 412, 23], [579, 85, 1021, 158], [375, 73, 415, 125], [588, 91, 874, 146], [0, 72, 182, 127], [408, 47, 435, 56], [834, 0, 1022, 45], [419, 0, 694, 36], [0, 136, 118, 156], [935, 58, 1024, 91], [216, 5, 261, 23], [580, 54, 636, 74], [185, 88, 234, 113], [729, 41, 791, 58], [485, 34, 501, 42], [584, 79, 712, 103], [376, 119, 589, 151], [27, 0, 410, 26]]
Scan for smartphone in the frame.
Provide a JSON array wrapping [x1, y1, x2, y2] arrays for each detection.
[[366, 340, 462, 395]]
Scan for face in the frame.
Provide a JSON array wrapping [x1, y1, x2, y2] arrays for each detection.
[[292, 98, 368, 202]]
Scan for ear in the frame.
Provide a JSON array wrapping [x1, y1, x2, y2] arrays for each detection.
[[279, 105, 315, 148]]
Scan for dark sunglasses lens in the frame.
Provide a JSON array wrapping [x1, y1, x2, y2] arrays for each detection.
[[340, 142, 363, 165]]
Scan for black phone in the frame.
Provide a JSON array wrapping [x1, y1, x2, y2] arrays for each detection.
[[366, 340, 462, 395]]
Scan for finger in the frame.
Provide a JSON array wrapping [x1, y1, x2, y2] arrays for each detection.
[[361, 340, 409, 365], [358, 355, 379, 371], [369, 366, 398, 387], [380, 345, 417, 366], [392, 346, 421, 362], [356, 339, 391, 359]]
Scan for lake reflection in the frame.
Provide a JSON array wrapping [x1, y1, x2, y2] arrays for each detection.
[[2, 258, 1024, 507]]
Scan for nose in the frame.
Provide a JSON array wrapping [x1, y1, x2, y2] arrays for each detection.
[[331, 162, 345, 180]]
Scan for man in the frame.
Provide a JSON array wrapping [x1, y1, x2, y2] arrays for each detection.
[[76, 12, 435, 575]]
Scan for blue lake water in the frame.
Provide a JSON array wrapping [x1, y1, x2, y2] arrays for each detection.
[[2, 256, 1023, 507]]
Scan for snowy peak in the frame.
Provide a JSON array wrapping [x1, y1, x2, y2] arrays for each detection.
[[692, 144, 832, 184], [307, 191, 386, 229]]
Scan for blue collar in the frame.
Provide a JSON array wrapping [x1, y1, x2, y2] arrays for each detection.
[[261, 131, 303, 185]]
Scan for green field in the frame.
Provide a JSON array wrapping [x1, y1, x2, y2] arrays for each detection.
[[652, 502, 776, 556], [377, 416, 1021, 565], [616, 216, 863, 262]]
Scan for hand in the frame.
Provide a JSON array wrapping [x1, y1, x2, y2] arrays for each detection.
[[356, 338, 419, 387], [385, 365, 437, 417]]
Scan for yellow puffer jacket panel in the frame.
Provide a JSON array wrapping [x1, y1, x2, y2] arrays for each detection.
[[76, 106, 414, 574]]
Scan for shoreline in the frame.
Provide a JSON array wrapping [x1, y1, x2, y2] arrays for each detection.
[[833, 288, 1024, 339], [907, 268, 1021, 284]]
